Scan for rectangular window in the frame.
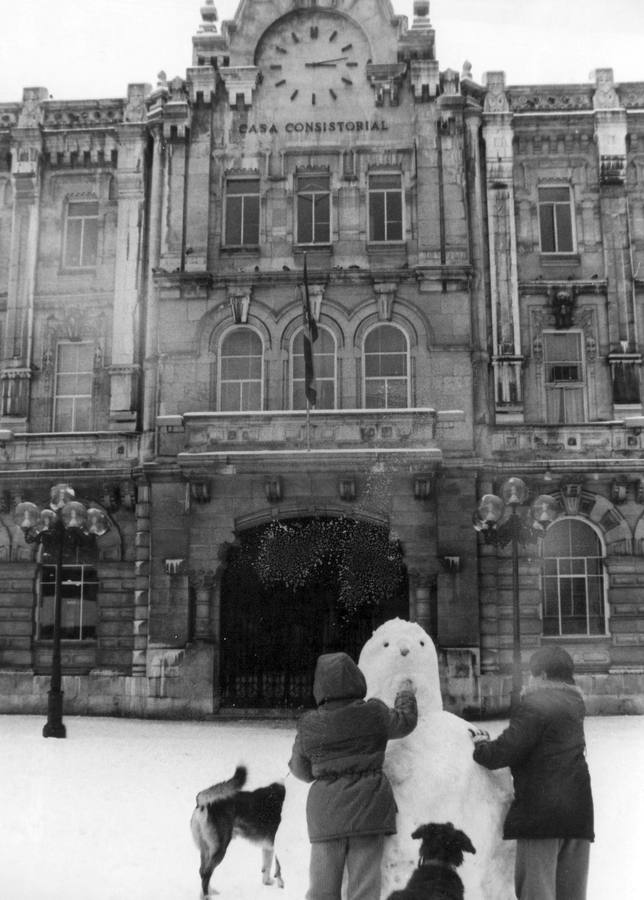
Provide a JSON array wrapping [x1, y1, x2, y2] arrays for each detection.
[[538, 186, 574, 253], [368, 173, 403, 242], [38, 565, 98, 641], [53, 341, 94, 432], [224, 179, 260, 246], [64, 201, 99, 268], [543, 331, 585, 423], [296, 174, 330, 244]]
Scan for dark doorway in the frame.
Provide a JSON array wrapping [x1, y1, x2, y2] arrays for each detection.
[[219, 518, 408, 708]]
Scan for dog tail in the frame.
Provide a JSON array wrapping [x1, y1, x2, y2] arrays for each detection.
[[195, 765, 248, 808]]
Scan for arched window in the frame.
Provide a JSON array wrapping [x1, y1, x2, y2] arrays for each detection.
[[363, 324, 409, 408], [218, 329, 263, 411], [291, 326, 336, 409], [542, 519, 607, 636]]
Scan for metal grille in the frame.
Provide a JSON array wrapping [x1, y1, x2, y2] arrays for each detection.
[[219, 529, 408, 709]]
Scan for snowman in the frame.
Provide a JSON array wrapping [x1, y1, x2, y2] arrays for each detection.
[[358, 618, 515, 899]]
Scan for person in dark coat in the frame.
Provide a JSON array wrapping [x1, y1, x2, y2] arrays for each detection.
[[289, 651, 418, 900], [471, 646, 594, 900]]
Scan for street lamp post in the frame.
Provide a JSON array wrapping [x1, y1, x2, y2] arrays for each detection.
[[15, 484, 109, 738], [473, 477, 559, 710]]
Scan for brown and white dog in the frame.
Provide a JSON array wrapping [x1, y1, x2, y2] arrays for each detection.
[[386, 822, 476, 900], [190, 765, 285, 897]]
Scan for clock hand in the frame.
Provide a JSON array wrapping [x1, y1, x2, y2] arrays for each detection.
[[304, 56, 349, 67]]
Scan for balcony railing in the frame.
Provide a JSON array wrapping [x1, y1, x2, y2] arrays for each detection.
[[157, 408, 466, 459]]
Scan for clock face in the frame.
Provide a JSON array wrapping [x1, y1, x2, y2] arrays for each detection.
[[255, 11, 370, 106]]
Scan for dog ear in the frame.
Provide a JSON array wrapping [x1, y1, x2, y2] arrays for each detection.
[[458, 831, 476, 855]]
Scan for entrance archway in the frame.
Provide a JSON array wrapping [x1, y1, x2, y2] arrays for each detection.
[[219, 517, 409, 708]]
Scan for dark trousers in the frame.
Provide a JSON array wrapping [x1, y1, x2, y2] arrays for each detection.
[[515, 838, 591, 900], [306, 834, 385, 900]]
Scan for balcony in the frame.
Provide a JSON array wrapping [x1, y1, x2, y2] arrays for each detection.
[[492, 419, 644, 462], [156, 408, 467, 468], [0, 430, 140, 472]]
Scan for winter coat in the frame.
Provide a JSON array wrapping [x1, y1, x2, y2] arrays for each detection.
[[473, 681, 594, 841], [289, 652, 418, 842]]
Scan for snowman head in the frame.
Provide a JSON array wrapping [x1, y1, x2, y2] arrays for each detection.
[[359, 618, 443, 713]]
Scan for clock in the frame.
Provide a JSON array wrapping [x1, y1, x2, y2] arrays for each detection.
[[255, 10, 370, 106]]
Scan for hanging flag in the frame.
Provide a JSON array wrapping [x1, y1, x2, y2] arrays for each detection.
[[302, 254, 318, 406]]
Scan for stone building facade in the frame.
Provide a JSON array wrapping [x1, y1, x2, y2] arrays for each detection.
[[1, 0, 644, 718]]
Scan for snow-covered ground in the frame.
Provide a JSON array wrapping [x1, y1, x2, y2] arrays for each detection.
[[1, 713, 642, 899]]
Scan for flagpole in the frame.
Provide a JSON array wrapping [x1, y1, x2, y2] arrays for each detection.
[[302, 251, 317, 451]]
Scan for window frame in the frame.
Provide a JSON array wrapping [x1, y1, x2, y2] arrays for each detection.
[[290, 324, 337, 410], [542, 330, 587, 424], [368, 171, 404, 244], [63, 199, 99, 269], [538, 185, 575, 254], [296, 173, 331, 246], [53, 340, 95, 433], [362, 323, 410, 409], [223, 177, 261, 248], [217, 327, 264, 412], [37, 564, 99, 642], [541, 518, 609, 638]]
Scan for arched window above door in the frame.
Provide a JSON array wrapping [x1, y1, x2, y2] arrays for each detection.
[[542, 518, 607, 636], [363, 323, 409, 408], [291, 325, 336, 410], [218, 328, 264, 411]]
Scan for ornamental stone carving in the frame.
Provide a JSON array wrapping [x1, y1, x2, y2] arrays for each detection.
[[483, 72, 509, 113], [592, 68, 620, 110]]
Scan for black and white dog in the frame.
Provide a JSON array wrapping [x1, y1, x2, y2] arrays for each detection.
[[190, 765, 285, 897], [387, 822, 476, 900]]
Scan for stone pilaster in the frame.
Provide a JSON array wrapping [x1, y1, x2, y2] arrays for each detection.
[[483, 72, 523, 420], [132, 483, 149, 676], [110, 91, 149, 429], [188, 568, 216, 640], [2, 88, 47, 422]]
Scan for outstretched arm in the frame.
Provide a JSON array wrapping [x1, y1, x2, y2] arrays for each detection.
[[383, 678, 418, 739], [472, 702, 544, 769]]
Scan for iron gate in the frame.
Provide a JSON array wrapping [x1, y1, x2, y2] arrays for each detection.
[[219, 523, 408, 708]]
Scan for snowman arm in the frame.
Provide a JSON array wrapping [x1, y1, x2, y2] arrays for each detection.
[[473, 702, 544, 769], [288, 731, 315, 783]]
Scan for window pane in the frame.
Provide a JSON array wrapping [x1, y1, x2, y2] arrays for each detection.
[[539, 204, 556, 252], [81, 218, 98, 266], [64, 219, 83, 267], [369, 192, 385, 242], [539, 187, 570, 203], [227, 180, 260, 195], [365, 381, 387, 408], [555, 204, 573, 252], [385, 192, 403, 240], [220, 382, 240, 411], [314, 195, 330, 242], [225, 195, 243, 244], [387, 380, 408, 407], [243, 196, 260, 244], [72, 398, 92, 431], [365, 325, 407, 353], [370, 174, 401, 190], [68, 201, 99, 216], [298, 195, 314, 243]]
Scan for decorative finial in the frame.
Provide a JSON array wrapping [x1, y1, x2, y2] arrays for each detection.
[[199, 0, 218, 34]]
